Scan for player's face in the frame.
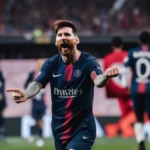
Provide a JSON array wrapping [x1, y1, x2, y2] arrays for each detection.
[[55, 27, 79, 57]]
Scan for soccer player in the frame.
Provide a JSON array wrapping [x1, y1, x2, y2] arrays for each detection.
[[7, 20, 119, 150], [0, 70, 6, 141], [24, 59, 46, 147], [103, 36, 133, 138], [124, 31, 150, 150], [103, 36, 132, 117]]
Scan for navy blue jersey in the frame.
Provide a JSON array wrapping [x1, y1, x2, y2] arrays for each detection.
[[0, 71, 6, 110], [35, 52, 102, 143], [124, 46, 150, 94], [24, 71, 46, 108]]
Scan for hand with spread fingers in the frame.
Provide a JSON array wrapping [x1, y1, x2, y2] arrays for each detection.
[[6, 88, 27, 103], [104, 66, 120, 78]]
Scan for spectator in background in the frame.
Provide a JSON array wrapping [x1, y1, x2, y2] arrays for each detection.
[[1, 0, 150, 36], [24, 59, 46, 147], [0, 69, 6, 141], [124, 31, 150, 150]]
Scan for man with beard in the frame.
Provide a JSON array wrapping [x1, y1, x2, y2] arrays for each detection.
[[6, 20, 120, 150]]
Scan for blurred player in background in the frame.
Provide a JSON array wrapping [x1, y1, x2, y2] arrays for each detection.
[[24, 59, 46, 147], [124, 31, 150, 150], [103, 36, 133, 138], [0, 69, 6, 141], [7, 20, 120, 150], [104, 36, 132, 117]]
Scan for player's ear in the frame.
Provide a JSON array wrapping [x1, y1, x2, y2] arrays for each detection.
[[75, 36, 80, 44]]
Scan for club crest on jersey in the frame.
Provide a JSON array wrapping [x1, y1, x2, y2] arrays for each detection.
[[74, 70, 81, 77]]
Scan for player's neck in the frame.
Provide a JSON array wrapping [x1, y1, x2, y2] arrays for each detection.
[[113, 48, 122, 52], [62, 49, 81, 65]]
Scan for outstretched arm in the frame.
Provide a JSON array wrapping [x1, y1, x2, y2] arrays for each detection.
[[24, 81, 42, 99], [7, 81, 42, 103], [94, 67, 120, 88]]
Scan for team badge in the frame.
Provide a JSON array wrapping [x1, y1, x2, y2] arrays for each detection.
[[74, 70, 81, 77]]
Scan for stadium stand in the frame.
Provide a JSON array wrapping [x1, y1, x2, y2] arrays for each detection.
[[0, 0, 150, 36]]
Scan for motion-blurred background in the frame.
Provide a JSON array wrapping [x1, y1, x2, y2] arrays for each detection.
[[0, 0, 150, 150]]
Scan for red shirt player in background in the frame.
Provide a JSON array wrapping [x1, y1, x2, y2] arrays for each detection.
[[103, 36, 134, 138], [104, 36, 132, 116]]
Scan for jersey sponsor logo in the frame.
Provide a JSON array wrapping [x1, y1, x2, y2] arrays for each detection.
[[52, 74, 62, 77], [74, 69, 81, 77], [54, 88, 83, 98]]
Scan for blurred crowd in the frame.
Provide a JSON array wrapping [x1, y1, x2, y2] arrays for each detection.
[[0, 0, 150, 37]]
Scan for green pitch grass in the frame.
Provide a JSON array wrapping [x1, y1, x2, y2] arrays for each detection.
[[0, 137, 150, 150]]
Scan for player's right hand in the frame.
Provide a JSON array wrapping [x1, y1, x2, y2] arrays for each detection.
[[104, 66, 120, 78], [6, 88, 27, 103]]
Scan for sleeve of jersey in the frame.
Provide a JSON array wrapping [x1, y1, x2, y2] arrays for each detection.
[[34, 60, 51, 88], [89, 57, 103, 81], [124, 51, 132, 67]]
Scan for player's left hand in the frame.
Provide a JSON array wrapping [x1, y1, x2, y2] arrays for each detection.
[[104, 67, 120, 78]]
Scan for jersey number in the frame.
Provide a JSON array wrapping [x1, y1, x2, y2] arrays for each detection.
[[136, 58, 150, 80]]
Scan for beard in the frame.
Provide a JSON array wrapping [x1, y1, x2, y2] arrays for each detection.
[[56, 39, 74, 56]]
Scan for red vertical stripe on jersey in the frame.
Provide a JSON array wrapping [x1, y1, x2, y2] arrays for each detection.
[[65, 65, 73, 81], [61, 97, 73, 144], [138, 83, 146, 93], [61, 65, 74, 144]]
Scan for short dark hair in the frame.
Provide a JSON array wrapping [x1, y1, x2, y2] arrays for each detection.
[[54, 20, 78, 35], [111, 36, 123, 47], [139, 31, 150, 45]]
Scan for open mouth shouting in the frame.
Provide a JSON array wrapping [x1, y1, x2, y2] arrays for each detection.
[[56, 39, 74, 56], [61, 43, 69, 50]]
